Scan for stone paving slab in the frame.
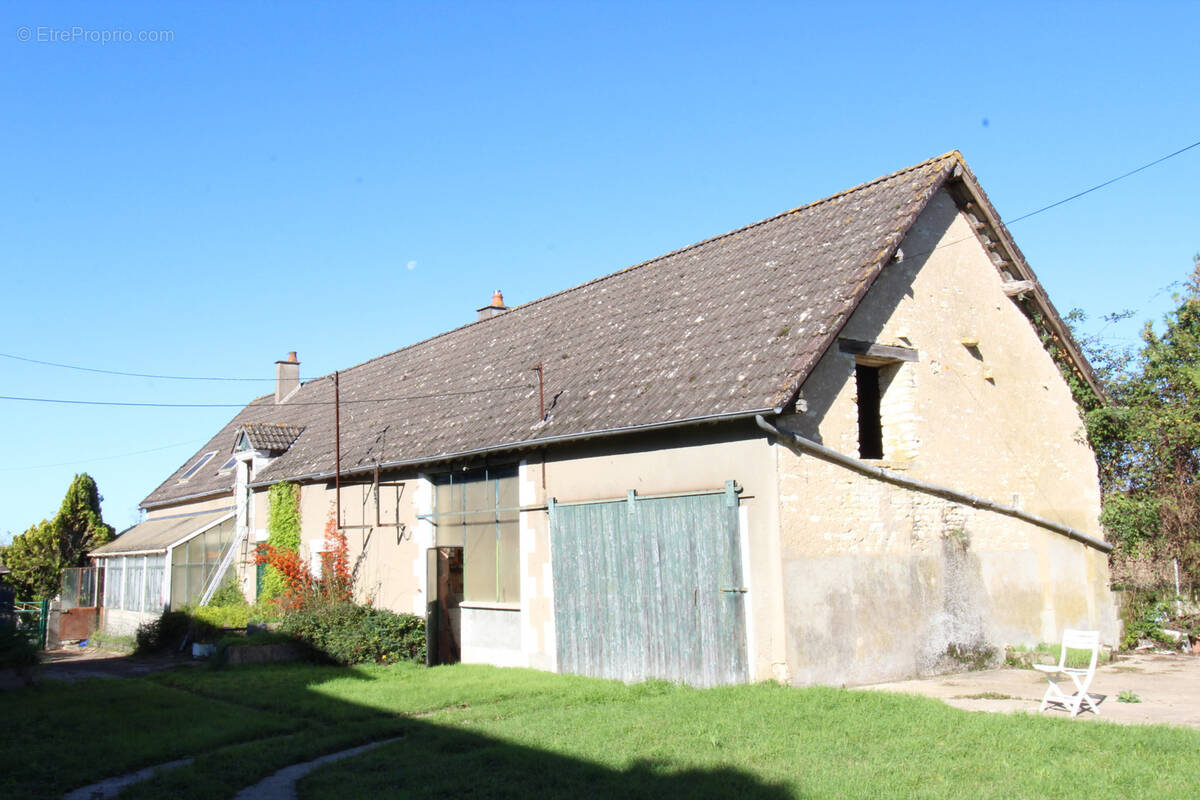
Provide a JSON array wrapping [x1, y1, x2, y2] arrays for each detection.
[[859, 653, 1200, 727]]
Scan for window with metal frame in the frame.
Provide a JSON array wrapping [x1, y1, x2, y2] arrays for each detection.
[[432, 466, 520, 605]]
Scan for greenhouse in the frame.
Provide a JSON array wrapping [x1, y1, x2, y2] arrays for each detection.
[[90, 508, 236, 635]]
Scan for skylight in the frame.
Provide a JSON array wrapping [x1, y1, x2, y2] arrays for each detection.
[[178, 451, 218, 481], [216, 456, 238, 474]]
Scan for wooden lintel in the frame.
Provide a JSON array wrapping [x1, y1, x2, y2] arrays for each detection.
[[1002, 280, 1036, 297], [838, 339, 919, 363]]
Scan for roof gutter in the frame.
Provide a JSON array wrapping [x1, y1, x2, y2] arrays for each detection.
[[754, 414, 1111, 554], [249, 408, 776, 489]]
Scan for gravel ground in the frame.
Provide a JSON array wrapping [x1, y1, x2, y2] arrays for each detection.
[[860, 653, 1200, 727]]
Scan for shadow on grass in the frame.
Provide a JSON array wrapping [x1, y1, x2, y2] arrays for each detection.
[[299, 717, 798, 800], [115, 662, 797, 800]]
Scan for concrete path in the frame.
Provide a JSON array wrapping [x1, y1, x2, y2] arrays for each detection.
[[860, 653, 1200, 727], [233, 737, 404, 800], [62, 758, 194, 800]]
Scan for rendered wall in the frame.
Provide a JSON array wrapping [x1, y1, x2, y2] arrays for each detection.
[[774, 189, 1119, 686]]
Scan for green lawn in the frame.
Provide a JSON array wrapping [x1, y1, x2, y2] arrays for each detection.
[[4, 662, 1199, 799]]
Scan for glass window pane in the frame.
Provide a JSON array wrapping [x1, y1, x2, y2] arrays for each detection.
[[188, 565, 204, 605], [171, 565, 188, 608], [464, 525, 497, 603], [497, 526, 520, 604], [145, 563, 164, 612]]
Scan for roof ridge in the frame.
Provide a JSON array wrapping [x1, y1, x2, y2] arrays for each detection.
[[290, 151, 965, 387]]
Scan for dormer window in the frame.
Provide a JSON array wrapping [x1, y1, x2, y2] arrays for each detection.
[[178, 451, 218, 482], [235, 432, 253, 452]]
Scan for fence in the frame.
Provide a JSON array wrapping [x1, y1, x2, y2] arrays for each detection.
[[14, 600, 48, 649]]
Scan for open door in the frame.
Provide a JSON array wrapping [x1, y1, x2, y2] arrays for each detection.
[[425, 546, 463, 666]]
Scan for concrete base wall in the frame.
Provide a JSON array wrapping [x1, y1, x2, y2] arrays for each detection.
[[100, 608, 158, 638], [461, 606, 524, 667]]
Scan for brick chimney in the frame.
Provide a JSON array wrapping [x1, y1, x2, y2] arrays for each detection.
[[275, 351, 299, 403], [476, 290, 508, 321]]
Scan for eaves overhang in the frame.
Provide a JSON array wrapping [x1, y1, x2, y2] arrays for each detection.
[[248, 407, 777, 488]]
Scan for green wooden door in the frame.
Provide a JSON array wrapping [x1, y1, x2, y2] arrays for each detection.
[[550, 482, 747, 687]]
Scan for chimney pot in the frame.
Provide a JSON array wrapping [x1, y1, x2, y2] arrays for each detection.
[[476, 289, 509, 321]]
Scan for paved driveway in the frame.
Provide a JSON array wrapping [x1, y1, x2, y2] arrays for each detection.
[[0, 646, 193, 689], [861, 653, 1200, 728]]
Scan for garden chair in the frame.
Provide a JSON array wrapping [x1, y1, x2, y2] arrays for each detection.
[[1034, 629, 1102, 717]]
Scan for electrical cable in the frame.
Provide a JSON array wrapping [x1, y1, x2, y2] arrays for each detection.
[[3, 138, 1196, 398], [0, 383, 536, 408], [0, 352, 270, 381], [0, 440, 203, 472]]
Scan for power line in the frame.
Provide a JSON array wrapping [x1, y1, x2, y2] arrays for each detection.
[[4, 139, 1197, 396], [0, 383, 536, 409], [0, 352, 271, 381], [0, 439, 203, 472], [893, 138, 1200, 265], [1007, 139, 1200, 225]]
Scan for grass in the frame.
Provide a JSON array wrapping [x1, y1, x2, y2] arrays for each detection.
[[1007, 642, 1099, 669], [5, 662, 1200, 799], [0, 677, 299, 798]]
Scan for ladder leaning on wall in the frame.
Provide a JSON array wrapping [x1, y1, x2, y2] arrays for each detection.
[[197, 523, 248, 606]]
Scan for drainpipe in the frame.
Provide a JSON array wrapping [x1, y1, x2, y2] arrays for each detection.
[[753, 414, 1111, 553]]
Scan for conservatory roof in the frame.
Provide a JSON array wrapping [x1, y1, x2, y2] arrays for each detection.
[[91, 508, 234, 556]]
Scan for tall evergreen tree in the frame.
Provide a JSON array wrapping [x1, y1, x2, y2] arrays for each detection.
[[4, 474, 114, 599]]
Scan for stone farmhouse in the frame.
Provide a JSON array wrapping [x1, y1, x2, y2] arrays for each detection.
[[90, 151, 1119, 687]]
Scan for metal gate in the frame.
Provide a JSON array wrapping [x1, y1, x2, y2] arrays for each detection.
[[550, 481, 747, 687], [14, 600, 49, 650]]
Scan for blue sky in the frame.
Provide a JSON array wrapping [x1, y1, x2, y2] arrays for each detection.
[[1, 1, 1198, 539]]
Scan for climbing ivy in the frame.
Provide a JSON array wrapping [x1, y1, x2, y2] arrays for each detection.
[[259, 482, 301, 601]]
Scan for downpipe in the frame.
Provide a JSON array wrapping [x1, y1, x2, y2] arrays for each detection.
[[754, 414, 1111, 553]]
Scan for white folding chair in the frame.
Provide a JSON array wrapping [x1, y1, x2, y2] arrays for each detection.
[[1034, 629, 1101, 717]]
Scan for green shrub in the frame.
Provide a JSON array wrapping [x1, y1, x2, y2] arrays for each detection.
[[135, 611, 220, 653], [0, 620, 39, 674], [207, 574, 247, 608], [277, 601, 425, 665], [1120, 592, 1174, 649]]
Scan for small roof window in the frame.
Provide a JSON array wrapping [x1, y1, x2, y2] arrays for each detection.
[[178, 451, 218, 482], [216, 456, 238, 474]]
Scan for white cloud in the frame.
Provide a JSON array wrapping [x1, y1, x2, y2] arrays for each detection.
[[406, 260, 417, 271]]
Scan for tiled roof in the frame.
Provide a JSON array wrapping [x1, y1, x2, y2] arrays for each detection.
[[91, 508, 234, 555], [241, 422, 306, 452], [143, 152, 1076, 508]]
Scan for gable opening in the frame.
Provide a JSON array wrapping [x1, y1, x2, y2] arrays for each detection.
[[855, 364, 884, 459]]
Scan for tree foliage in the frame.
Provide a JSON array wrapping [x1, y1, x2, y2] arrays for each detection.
[[4, 474, 114, 600], [1079, 256, 1200, 588]]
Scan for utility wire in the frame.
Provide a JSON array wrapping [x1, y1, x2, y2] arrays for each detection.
[[0, 352, 271, 381], [0, 383, 536, 408], [1007, 139, 1200, 225], [0, 439, 202, 472], [4, 139, 1197, 395]]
